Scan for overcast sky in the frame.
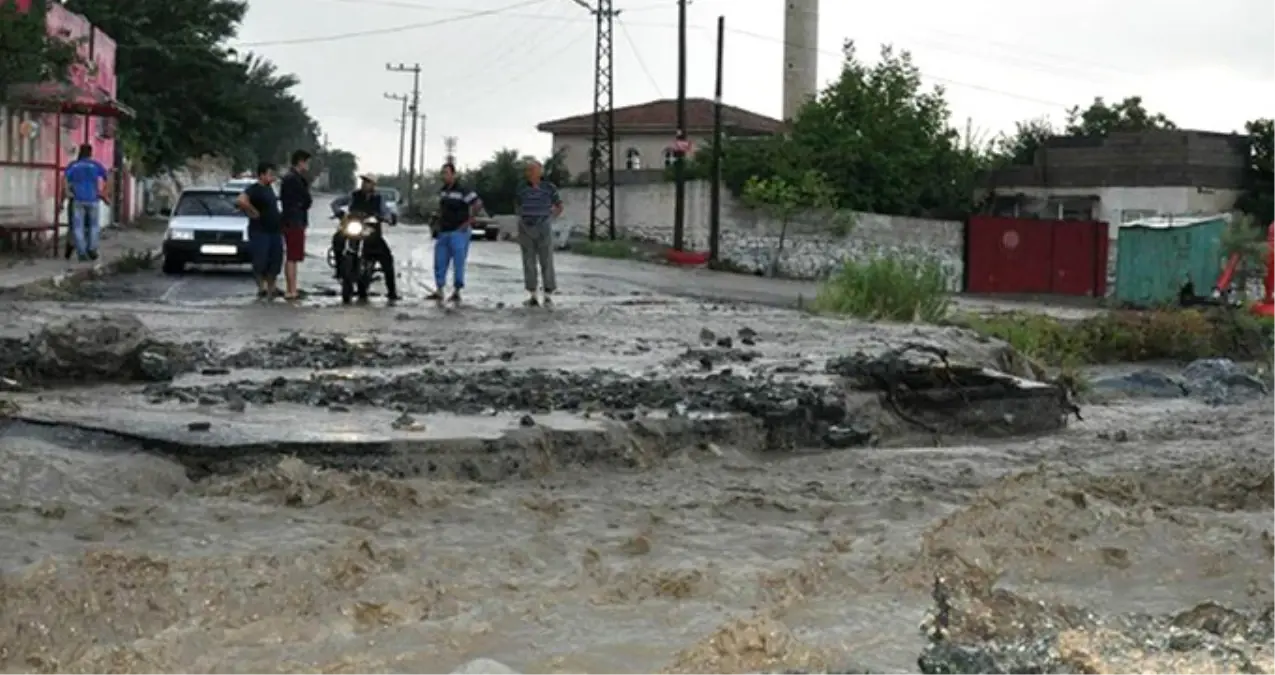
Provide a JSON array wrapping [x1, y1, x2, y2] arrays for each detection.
[[233, 0, 1275, 175]]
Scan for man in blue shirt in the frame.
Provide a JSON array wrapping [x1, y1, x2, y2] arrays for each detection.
[[62, 144, 111, 261]]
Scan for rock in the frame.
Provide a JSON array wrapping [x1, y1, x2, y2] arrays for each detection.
[[29, 313, 156, 382], [136, 348, 176, 381], [392, 413, 425, 431], [201, 367, 231, 376], [225, 390, 247, 412], [187, 421, 211, 432], [699, 356, 713, 371], [716, 336, 733, 348], [738, 326, 758, 340], [519, 414, 536, 427], [500, 350, 515, 362], [451, 658, 518, 674], [1090, 370, 1187, 399], [699, 327, 715, 344], [1182, 358, 1269, 405]]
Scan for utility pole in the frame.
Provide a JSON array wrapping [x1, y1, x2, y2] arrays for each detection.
[[387, 63, 421, 209], [385, 92, 408, 177], [671, 0, 688, 250], [418, 113, 428, 177], [570, 0, 618, 240], [709, 15, 724, 262], [443, 136, 456, 165]]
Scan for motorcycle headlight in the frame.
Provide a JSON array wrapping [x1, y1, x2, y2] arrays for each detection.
[[344, 221, 364, 237], [167, 229, 194, 240]]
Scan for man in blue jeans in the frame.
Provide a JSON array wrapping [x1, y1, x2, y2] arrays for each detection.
[[62, 144, 111, 261], [427, 162, 482, 304]]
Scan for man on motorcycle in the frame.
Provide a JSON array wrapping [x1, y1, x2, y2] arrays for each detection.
[[332, 175, 399, 301]]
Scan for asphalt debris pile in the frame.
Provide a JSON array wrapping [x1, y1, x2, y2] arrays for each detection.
[[918, 569, 1273, 673], [827, 343, 1073, 436], [1090, 357, 1271, 405], [221, 331, 439, 370], [0, 313, 207, 387]]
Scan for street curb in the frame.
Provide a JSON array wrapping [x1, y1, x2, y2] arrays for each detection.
[[47, 247, 165, 289]]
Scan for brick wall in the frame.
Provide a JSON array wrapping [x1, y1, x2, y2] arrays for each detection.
[[984, 130, 1249, 189]]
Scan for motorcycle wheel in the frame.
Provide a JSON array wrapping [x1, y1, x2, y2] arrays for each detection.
[[338, 255, 359, 304]]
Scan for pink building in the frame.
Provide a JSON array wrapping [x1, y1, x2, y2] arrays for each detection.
[[1, 0, 133, 247]]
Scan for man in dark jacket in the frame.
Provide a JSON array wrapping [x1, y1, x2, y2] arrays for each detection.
[[332, 175, 398, 301], [279, 149, 312, 301]]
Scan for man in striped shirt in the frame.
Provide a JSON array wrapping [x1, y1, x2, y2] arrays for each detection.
[[514, 160, 563, 307]]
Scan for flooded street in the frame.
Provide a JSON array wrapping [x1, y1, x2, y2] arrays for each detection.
[[0, 204, 1271, 673], [2, 393, 1271, 672]]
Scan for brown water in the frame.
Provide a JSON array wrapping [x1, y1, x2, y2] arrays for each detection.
[[1, 397, 1271, 673]]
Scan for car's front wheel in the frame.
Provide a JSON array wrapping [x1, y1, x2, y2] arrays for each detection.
[[162, 256, 184, 275]]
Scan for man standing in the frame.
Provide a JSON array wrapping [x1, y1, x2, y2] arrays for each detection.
[[428, 163, 482, 304], [279, 149, 313, 301], [514, 160, 563, 307], [62, 143, 111, 261], [235, 162, 283, 299]]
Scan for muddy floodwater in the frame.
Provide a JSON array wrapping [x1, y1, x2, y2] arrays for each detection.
[[1, 393, 1271, 673]]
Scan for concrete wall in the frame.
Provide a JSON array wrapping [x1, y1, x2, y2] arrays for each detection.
[[557, 180, 965, 288]]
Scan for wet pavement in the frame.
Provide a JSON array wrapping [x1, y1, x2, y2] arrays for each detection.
[[0, 198, 1271, 674]]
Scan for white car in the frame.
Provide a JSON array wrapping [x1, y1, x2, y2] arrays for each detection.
[[377, 187, 401, 225], [160, 187, 250, 274]]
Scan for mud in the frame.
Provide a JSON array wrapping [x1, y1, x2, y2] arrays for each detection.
[[0, 299, 1271, 673]]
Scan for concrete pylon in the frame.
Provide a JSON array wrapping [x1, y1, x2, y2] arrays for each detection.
[[782, 0, 819, 122]]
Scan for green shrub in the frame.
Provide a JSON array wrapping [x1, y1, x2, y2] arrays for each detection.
[[954, 308, 1271, 366], [570, 239, 637, 259], [811, 256, 952, 322]]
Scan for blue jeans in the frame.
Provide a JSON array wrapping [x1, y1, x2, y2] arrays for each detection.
[[248, 229, 283, 279], [69, 200, 101, 257], [434, 228, 471, 289]]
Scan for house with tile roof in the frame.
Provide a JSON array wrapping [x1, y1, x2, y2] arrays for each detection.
[[536, 98, 783, 182]]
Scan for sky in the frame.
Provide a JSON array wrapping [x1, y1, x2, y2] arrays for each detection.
[[232, 0, 1275, 175]]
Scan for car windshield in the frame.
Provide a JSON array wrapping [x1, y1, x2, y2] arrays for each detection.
[[378, 188, 399, 202], [174, 192, 241, 217]]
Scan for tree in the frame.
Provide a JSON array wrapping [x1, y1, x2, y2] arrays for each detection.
[[61, 0, 325, 173], [316, 149, 357, 193], [461, 147, 570, 215], [740, 169, 843, 276], [991, 117, 1055, 165], [0, 0, 82, 100], [708, 42, 979, 218], [1064, 96, 1175, 136], [1236, 118, 1273, 226]]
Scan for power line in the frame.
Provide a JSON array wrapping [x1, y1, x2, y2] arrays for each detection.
[[236, 0, 549, 47], [617, 18, 662, 98]]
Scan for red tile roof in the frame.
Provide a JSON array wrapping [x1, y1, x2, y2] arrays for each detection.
[[537, 98, 783, 136]]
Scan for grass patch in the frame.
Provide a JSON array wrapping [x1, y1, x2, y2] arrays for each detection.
[[569, 238, 641, 259], [113, 248, 159, 273], [954, 308, 1273, 366], [811, 256, 951, 322]]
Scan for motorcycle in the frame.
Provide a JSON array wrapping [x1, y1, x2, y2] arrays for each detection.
[[327, 209, 384, 304]]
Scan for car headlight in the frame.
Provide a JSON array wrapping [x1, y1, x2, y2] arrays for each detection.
[[344, 221, 364, 237], [167, 229, 194, 240]]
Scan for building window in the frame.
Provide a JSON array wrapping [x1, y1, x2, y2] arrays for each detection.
[[663, 149, 677, 167], [625, 148, 641, 170]]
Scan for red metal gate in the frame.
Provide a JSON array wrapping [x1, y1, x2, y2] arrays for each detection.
[[966, 215, 1108, 296]]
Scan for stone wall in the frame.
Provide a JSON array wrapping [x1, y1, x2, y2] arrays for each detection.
[[557, 180, 964, 288]]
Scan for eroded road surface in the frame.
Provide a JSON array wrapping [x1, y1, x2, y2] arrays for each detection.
[[0, 197, 1271, 674]]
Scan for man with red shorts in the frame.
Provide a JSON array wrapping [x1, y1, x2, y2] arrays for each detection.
[[279, 149, 313, 301]]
